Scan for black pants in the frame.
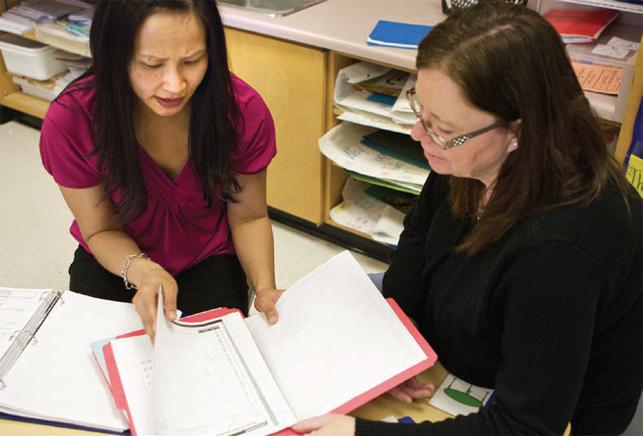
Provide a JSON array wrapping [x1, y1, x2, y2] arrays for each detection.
[[69, 246, 249, 316]]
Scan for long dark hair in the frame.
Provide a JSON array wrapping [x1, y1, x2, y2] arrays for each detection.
[[61, 0, 240, 223], [416, 2, 630, 254]]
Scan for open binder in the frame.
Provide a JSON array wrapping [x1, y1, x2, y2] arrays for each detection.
[[0, 287, 141, 432], [95, 251, 438, 436]]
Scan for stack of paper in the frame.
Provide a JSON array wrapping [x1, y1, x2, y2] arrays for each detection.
[[0, 11, 35, 34], [334, 61, 417, 135], [34, 20, 90, 57], [319, 122, 429, 195], [330, 177, 407, 246]]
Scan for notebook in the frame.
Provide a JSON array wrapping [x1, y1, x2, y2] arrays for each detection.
[[544, 8, 619, 44], [367, 20, 432, 49], [0, 287, 141, 432], [97, 251, 438, 436]]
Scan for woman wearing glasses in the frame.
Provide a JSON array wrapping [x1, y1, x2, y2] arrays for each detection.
[[295, 3, 641, 435]]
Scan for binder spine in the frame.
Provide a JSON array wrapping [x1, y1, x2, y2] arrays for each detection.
[[0, 289, 63, 389]]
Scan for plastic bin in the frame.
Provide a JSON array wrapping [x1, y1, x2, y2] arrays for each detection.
[[11, 75, 62, 101], [0, 33, 67, 81]]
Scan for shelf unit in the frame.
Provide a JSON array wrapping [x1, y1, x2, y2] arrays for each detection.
[[536, 0, 642, 122], [0, 0, 640, 261]]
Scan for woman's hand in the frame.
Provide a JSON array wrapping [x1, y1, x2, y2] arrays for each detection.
[[129, 259, 178, 341], [293, 414, 355, 436], [388, 377, 436, 403], [253, 288, 283, 324]]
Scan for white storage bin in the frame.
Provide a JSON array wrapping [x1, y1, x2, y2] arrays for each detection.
[[0, 33, 67, 81], [11, 75, 61, 101]]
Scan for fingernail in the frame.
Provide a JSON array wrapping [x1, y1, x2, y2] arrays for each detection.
[[169, 309, 177, 320], [268, 314, 277, 324]]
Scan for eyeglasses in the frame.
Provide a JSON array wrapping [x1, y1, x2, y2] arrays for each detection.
[[406, 88, 505, 150]]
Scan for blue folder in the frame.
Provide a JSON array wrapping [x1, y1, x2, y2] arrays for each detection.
[[367, 20, 432, 50]]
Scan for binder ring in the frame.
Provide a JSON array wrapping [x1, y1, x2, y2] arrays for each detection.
[[8, 329, 37, 346]]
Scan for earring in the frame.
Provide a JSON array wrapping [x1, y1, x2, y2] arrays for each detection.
[[510, 138, 518, 150]]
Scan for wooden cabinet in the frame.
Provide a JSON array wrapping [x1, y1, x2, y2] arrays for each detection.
[[0, 15, 331, 226], [225, 28, 328, 224]]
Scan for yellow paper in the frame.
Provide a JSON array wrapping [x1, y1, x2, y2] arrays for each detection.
[[625, 154, 643, 197]]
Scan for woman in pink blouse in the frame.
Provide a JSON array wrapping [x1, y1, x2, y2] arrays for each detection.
[[39, 0, 281, 339]]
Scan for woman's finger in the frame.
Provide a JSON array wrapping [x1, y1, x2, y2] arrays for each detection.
[[161, 281, 178, 321], [388, 386, 413, 403], [255, 290, 283, 324], [292, 414, 330, 432], [133, 287, 158, 342]]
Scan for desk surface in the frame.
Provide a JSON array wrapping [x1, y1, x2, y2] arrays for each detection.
[[0, 363, 452, 435]]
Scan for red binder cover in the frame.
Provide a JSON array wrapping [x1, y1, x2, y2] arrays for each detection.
[[544, 8, 619, 44], [101, 300, 437, 436]]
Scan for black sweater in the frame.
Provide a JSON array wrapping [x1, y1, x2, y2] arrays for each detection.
[[357, 173, 642, 435]]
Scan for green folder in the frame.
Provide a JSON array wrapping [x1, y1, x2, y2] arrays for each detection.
[[364, 184, 417, 214], [361, 130, 429, 170], [346, 170, 421, 196]]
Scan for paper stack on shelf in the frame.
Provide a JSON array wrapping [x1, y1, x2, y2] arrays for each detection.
[[0, 0, 89, 34], [319, 122, 429, 194], [564, 23, 639, 122], [11, 68, 83, 101], [330, 177, 406, 246], [10, 0, 84, 21], [35, 20, 91, 57], [334, 61, 417, 135], [0, 11, 35, 34], [320, 121, 429, 245]]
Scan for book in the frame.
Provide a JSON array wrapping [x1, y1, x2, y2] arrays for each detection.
[[544, 8, 619, 44], [0, 287, 142, 432], [97, 251, 437, 436], [367, 20, 432, 50]]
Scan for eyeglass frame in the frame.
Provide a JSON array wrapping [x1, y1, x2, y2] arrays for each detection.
[[406, 88, 507, 150]]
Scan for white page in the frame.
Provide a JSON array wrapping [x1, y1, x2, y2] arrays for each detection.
[[337, 91, 395, 119], [244, 251, 428, 420], [391, 74, 417, 114], [151, 294, 295, 436], [372, 205, 405, 246], [330, 177, 387, 235], [110, 335, 155, 434], [112, 295, 296, 436], [0, 291, 142, 431], [0, 288, 47, 358], [338, 110, 412, 135], [319, 122, 429, 185], [335, 62, 390, 87]]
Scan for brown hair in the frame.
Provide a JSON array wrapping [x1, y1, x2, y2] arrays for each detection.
[[416, 1, 630, 253]]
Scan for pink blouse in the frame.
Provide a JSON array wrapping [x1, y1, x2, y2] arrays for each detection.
[[40, 75, 276, 275]]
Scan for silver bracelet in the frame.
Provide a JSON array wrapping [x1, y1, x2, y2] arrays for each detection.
[[121, 252, 149, 290]]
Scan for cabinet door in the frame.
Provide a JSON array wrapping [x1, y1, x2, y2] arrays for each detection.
[[225, 28, 327, 224]]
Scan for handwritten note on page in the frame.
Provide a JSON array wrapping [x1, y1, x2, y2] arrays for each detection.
[[571, 62, 623, 95]]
